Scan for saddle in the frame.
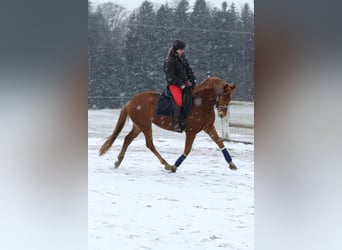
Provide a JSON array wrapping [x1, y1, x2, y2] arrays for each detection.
[[156, 87, 192, 118]]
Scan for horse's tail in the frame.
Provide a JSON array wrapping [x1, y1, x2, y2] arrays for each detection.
[[99, 103, 129, 156]]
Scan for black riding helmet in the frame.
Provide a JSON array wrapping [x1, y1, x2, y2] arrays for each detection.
[[173, 39, 186, 50]]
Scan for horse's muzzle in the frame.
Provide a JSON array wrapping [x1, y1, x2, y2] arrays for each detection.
[[218, 110, 227, 118], [216, 105, 228, 118]]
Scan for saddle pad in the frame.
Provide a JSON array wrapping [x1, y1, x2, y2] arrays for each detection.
[[156, 87, 193, 118], [156, 92, 173, 117]]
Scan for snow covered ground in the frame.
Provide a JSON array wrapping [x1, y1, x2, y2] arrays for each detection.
[[88, 102, 254, 250]]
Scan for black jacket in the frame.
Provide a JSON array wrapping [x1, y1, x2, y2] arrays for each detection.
[[163, 49, 196, 88]]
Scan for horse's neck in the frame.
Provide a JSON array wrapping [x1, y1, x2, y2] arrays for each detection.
[[194, 89, 217, 106], [193, 77, 225, 94]]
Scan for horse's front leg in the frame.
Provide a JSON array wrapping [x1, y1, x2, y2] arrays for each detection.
[[168, 132, 197, 173], [204, 125, 237, 170]]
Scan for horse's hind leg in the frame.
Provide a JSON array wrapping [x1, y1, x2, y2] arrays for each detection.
[[115, 124, 141, 168], [142, 129, 171, 170]]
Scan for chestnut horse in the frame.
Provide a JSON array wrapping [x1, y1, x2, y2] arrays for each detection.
[[99, 77, 237, 172]]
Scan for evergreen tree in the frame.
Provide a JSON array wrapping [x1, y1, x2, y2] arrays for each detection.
[[155, 4, 175, 90], [209, 3, 232, 80], [88, 0, 254, 107], [88, 1, 128, 108], [239, 3, 254, 101], [188, 0, 212, 81], [88, 5, 109, 108], [125, 1, 160, 94], [228, 2, 241, 82], [96, 2, 129, 107], [173, 0, 191, 39]]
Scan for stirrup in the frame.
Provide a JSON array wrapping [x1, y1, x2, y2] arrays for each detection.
[[173, 123, 183, 133]]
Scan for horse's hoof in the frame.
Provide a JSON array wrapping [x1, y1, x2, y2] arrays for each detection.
[[171, 166, 177, 173], [229, 162, 237, 170], [114, 161, 120, 168], [164, 164, 172, 171]]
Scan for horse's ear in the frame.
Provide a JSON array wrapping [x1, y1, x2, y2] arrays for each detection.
[[230, 83, 237, 90]]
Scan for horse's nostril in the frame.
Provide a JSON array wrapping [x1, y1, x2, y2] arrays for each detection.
[[219, 111, 227, 118]]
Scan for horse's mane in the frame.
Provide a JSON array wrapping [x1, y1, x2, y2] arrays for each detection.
[[192, 77, 228, 94]]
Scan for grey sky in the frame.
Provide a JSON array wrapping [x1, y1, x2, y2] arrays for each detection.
[[91, 0, 254, 12]]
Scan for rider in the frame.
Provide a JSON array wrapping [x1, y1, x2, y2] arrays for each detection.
[[163, 39, 196, 132]]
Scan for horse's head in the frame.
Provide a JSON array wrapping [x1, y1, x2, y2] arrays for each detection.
[[193, 77, 237, 117], [216, 83, 237, 118]]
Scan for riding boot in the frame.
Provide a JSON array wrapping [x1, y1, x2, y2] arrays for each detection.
[[173, 105, 182, 132], [179, 107, 186, 130]]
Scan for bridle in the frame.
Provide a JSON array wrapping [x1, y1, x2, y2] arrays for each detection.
[[215, 95, 229, 111]]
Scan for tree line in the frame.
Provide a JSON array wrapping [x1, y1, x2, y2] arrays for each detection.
[[88, 0, 254, 109]]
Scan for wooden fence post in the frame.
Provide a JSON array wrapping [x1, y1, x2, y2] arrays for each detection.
[[221, 105, 231, 140]]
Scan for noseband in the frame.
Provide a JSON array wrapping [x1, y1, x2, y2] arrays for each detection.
[[215, 95, 229, 111]]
